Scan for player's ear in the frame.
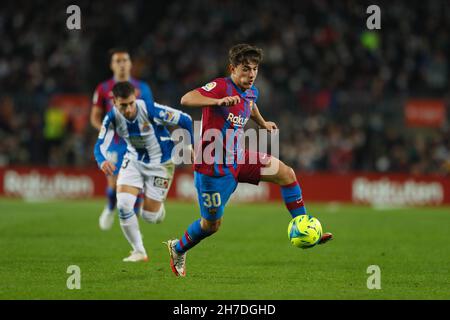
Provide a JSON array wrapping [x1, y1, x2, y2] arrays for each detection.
[[228, 64, 234, 75]]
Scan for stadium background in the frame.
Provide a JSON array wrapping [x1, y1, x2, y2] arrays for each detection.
[[1, 0, 450, 300], [1, 0, 449, 205]]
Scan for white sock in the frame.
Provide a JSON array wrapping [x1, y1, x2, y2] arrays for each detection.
[[119, 215, 146, 255], [117, 192, 146, 254]]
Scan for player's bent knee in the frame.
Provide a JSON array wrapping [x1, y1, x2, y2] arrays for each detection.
[[116, 192, 137, 219], [285, 166, 297, 183], [141, 205, 165, 224], [201, 218, 222, 234], [275, 163, 296, 185], [143, 199, 162, 212]]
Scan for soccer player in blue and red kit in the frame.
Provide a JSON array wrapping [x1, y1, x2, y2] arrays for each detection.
[[91, 48, 154, 230], [165, 44, 333, 276]]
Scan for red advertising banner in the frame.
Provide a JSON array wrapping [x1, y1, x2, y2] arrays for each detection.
[[0, 167, 106, 200], [404, 99, 446, 128], [300, 173, 449, 207], [1, 167, 450, 207]]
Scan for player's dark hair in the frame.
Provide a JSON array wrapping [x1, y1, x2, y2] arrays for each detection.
[[228, 44, 263, 66], [112, 81, 135, 98], [109, 47, 131, 61]]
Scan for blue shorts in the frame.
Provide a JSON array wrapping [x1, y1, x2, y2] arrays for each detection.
[[106, 138, 127, 176], [194, 153, 269, 221], [194, 171, 238, 221]]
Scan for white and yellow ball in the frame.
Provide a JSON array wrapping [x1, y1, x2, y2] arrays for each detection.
[[287, 215, 323, 248]]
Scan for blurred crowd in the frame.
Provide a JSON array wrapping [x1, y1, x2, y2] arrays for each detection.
[[279, 112, 450, 174], [0, 0, 449, 174]]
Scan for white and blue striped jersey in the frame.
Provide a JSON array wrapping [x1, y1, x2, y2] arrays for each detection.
[[94, 99, 193, 167]]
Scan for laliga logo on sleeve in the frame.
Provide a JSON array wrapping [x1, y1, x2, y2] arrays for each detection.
[[202, 82, 217, 92], [164, 111, 175, 122], [159, 110, 176, 123]]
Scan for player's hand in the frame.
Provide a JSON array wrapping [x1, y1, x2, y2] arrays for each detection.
[[216, 95, 241, 107], [262, 121, 278, 132], [101, 161, 116, 176]]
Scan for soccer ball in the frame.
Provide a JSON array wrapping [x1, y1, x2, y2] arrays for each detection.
[[287, 215, 323, 248]]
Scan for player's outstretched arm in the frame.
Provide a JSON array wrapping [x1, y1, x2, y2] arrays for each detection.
[[250, 103, 277, 132], [93, 112, 116, 174], [90, 106, 103, 131], [152, 102, 194, 145], [181, 90, 240, 108], [91, 84, 106, 130]]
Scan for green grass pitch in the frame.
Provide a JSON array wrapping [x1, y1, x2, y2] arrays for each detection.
[[0, 198, 449, 299]]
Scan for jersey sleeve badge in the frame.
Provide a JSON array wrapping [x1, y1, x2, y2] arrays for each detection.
[[201, 82, 217, 92], [164, 111, 175, 122], [159, 110, 176, 123]]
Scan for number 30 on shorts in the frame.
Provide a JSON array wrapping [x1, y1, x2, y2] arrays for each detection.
[[202, 192, 221, 208]]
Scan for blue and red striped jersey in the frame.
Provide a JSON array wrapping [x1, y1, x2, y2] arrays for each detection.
[[194, 77, 259, 177]]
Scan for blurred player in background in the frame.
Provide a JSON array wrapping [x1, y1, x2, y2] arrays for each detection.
[[165, 44, 333, 276], [91, 48, 154, 230], [94, 81, 193, 261]]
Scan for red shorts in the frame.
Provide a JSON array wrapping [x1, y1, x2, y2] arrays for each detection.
[[237, 150, 271, 185]]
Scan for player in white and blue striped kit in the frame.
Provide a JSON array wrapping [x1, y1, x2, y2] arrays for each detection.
[[94, 81, 193, 262]]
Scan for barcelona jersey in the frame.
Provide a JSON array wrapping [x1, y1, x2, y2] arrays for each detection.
[[194, 77, 259, 177]]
